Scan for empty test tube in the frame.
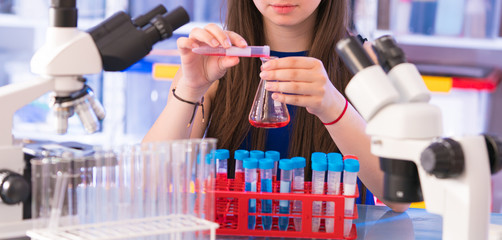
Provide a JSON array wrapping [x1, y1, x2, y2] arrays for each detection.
[[265, 150, 280, 182], [244, 158, 259, 230], [326, 153, 343, 233], [278, 159, 295, 231], [259, 158, 274, 230], [311, 152, 327, 232], [343, 158, 360, 237], [234, 150, 249, 182], [216, 149, 230, 181], [291, 156, 306, 231]]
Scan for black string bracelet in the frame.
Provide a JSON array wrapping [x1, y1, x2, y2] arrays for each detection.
[[172, 88, 204, 128]]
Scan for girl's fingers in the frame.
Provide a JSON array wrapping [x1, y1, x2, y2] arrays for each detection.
[[226, 30, 248, 47], [270, 92, 318, 108], [218, 56, 240, 70], [260, 68, 324, 83], [189, 27, 221, 47], [265, 81, 321, 96], [177, 37, 199, 51], [204, 23, 232, 48], [261, 57, 321, 70]]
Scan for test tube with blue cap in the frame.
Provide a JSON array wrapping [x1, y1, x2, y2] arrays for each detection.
[[343, 158, 360, 237], [278, 158, 295, 231], [291, 156, 306, 231], [250, 150, 264, 179], [265, 150, 280, 182], [311, 152, 327, 232], [326, 152, 344, 233], [216, 149, 229, 181], [234, 150, 249, 182], [244, 158, 259, 230], [259, 158, 274, 230]]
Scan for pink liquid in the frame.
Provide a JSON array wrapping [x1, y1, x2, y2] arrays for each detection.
[[202, 53, 270, 58], [249, 120, 289, 128]]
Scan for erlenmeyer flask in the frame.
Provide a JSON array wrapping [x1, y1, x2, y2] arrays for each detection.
[[249, 57, 290, 128]]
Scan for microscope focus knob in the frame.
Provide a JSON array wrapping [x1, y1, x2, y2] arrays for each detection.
[[0, 170, 30, 205], [484, 134, 502, 174], [420, 138, 465, 179]]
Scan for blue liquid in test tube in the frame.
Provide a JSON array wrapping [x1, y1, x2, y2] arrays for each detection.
[[244, 158, 259, 230], [311, 152, 327, 233], [259, 158, 274, 230], [278, 159, 295, 231]]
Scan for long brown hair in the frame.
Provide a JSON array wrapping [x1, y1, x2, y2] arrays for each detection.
[[206, 0, 353, 180]]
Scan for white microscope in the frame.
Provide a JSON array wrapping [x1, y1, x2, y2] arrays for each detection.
[[0, 0, 189, 222], [336, 35, 502, 240]]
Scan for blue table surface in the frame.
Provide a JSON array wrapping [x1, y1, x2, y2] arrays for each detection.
[[217, 204, 502, 240]]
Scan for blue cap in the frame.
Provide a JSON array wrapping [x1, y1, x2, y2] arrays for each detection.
[[259, 158, 274, 169], [327, 153, 343, 172], [234, 149, 249, 160], [291, 157, 306, 168], [311, 152, 327, 163], [312, 159, 328, 171], [279, 159, 295, 171], [243, 158, 258, 169], [344, 159, 360, 172], [265, 151, 280, 162], [215, 149, 229, 159], [250, 150, 264, 159]]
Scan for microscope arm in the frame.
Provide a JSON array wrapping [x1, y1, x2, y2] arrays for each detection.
[[0, 77, 55, 146]]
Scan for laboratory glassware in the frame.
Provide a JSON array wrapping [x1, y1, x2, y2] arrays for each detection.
[[244, 158, 259, 230], [311, 153, 327, 232], [278, 159, 295, 231], [265, 150, 280, 181], [326, 152, 343, 233], [259, 158, 274, 230], [291, 156, 306, 231], [192, 45, 270, 58], [234, 149, 249, 182], [343, 158, 360, 237], [249, 56, 290, 128]]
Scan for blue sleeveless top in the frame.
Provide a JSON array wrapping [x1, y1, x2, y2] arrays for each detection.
[[239, 50, 375, 205]]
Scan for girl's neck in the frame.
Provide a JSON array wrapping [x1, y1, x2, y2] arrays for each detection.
[[263, 17, 315, 52]]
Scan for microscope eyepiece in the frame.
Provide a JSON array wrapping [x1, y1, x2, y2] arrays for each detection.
[[336, 36, 375, 75], [373, 35, 407, 73], [49, 0, 77, 27], [133, 4, 167, 27]]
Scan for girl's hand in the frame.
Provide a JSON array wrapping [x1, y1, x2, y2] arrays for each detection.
[[260, 57, 346, 123], [175, 23, 248, 100]]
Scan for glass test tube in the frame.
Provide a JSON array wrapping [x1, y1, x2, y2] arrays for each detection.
[[250, 150, 264, 181], [203, 147, 217, 222], [311, 153, 327, 233], [265, 150, 280, 182], [259, 158, 274, 230], [326, 153, 343, 233], [216, 149, 229, 181], [291, 156, 306, 231], [31, 157, 51, 229], [234, 150, 249, 183], [343, 158, 360, 237], [278, 159, 294, 231], [116, 145, 133, 220], [244, 158, 258, 230]]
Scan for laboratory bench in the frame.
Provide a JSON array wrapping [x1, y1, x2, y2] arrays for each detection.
[[217, 204, 502, 240]]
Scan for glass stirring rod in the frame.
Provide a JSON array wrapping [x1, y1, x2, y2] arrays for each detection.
[[192, 45, 270, 58]]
